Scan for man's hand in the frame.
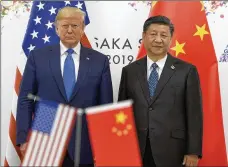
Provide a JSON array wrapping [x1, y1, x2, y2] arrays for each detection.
[[182, 155, 199, 167], [20, 143, 28, 156]]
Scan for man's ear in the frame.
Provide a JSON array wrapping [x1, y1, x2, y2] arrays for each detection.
[[55, 28, 59, 36], [168, 36, 173, 48], [54, 22, 59, 36], [142, 32, 146, 41], [82, 23, 85, 31]]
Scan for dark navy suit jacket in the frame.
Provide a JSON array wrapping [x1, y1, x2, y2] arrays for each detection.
[[16, 44, 113, 164]]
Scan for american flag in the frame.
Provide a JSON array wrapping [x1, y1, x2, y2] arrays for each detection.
[[4, 1, 91, 166], [21, 100, 78, 166]]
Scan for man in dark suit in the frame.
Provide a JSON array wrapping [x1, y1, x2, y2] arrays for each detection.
[[16, 6, 113, 167], [118, 15, 203, 167]]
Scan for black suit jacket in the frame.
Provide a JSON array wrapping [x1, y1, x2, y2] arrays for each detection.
[[118, 54, 203, 166]]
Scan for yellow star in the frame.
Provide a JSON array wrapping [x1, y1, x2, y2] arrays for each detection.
[[193, 24, 209, 41], [127, 124, 132, 130], [200, 1, 205, 11], [112, 127, 117, 133], [171, 40, 186, 57], [115, 111, 128, 124], [123, 129, 128, 135], [152, 1, 157, 8], [117, 130, 122, 136]]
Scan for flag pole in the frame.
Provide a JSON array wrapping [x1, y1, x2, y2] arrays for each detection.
[[74, 109, 83, 167]]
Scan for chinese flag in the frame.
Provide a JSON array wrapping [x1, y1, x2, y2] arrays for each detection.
[[137, 1, 228, 166], [85, 100, 142, 166]]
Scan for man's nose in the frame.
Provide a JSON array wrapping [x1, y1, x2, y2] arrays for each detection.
[[154, 35, 162, 42], [67, 26, 73, 33]]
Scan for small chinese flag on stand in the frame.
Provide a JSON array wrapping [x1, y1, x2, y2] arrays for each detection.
[[85, 100, 142, 166]]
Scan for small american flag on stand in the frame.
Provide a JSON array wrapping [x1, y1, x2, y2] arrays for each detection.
[[21, 99, 78, 167]]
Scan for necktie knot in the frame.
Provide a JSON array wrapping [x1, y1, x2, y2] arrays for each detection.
[[66, 48, 74, 55], [151, 63, 158, 70]]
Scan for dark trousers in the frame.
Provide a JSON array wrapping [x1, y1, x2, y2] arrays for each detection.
[[62, 152, 94, 167], [143, 137, 156, 167]]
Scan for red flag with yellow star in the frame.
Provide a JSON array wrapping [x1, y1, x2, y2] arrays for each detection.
[[137, 1, 228, 165], [85, 100, 142, 166]]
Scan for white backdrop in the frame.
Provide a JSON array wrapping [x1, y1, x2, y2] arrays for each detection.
[[1, 1, 228, 165]]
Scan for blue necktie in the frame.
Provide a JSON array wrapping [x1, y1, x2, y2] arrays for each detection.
[[148, 63, 159, 97], [63, 49, 75, 101]]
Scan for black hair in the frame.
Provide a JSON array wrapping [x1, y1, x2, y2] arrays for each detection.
[[143, 15, 174, 36]]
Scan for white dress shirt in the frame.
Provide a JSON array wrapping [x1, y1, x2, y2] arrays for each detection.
[[147, 55, 167, 80], [60, 41, 81, 80]]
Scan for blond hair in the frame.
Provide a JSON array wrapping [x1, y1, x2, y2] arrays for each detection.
[[55, 6, 86, 24]]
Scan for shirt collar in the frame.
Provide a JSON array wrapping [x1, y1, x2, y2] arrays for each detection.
[[147, 54, 168, 70], [60, 41, 81, 56]]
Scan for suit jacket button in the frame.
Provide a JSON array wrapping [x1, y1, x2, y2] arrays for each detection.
[[149, 107, 153, 111]]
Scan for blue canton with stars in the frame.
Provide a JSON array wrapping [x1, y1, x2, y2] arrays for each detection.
[[22, 1, 90, 57], [32, 100, 59, 134]]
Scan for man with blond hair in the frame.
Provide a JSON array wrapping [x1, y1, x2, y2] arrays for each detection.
[[16, 6, 113, 166]]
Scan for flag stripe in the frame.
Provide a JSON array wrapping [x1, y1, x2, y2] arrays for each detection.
[[58, 109, 78, 166], [14, 68, 22, 95], [8, 113, 23, 160], [22, 131, 37, 166], [35, 135, 48, 166], [53, 108, 75, 166], [4, 158, 9, 167], [30, 133, 45, 166], [26, 131, 38, 166], [86, 100, 133, 114], [48, 106, 70, 166], [11, 91, 18, 123], [16, 51, 27, 74], [5, 134, 21, 166], [4, 67, 23, 166], [41, 105, 64, 166], [29, 132, 43, 166], [81, 34, 92, 48]]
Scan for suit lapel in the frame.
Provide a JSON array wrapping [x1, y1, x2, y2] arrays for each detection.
[[69, 45, 90, 102], [49, 44, 68, 101], [136, 57, 151, 104], [149, 54, 177, 106]]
